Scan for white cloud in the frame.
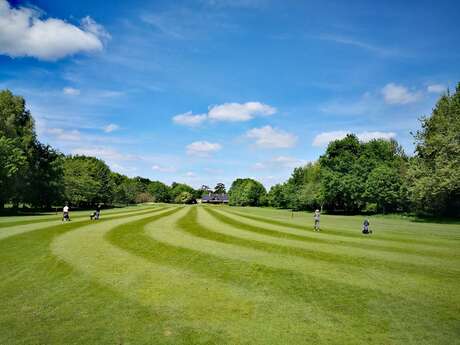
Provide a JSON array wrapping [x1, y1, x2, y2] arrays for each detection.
[[152, 164, 177, 173], [312, 130, 396, 147], [381, 83, 421, 104], [427, 84, 446, 94], [186, 141, 222, 156], [208, 102, 276, 122], [0, 0, 110, 60], [63, 87, 80, 96], [186, 171, 196, 177], [103, 123, 119, 133], [173, 111, 207, 126], [173, 101, 276, 126], [246, 125, 297, 149]]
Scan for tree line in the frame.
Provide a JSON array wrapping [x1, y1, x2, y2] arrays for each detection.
[[0, 89, 222, 210], [1, 85, 459, 216], [229, 84, 460, 216]]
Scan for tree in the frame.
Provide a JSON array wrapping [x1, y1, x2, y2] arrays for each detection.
[[214, 183, 226, 194], [319, 135, 407, 213], [267, 184, 288, 208], [148, 181, 171, 203], [408, 84, 460, 216], [0, 90, 36, 208], [175, 191, 195, 204], [228, 178, 267, 206], [0, 90, 36, 150], [0, 136, 27, 209], [200, 185, 211, 195], [170, 182, 195, 201], [63, 156, 113, 206], [364, 165, 403, 213], [25, 142, 64, 208], [135, 192, 153, 203]]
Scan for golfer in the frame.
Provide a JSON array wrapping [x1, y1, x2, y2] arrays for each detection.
[[314, 209, 320, 231], [63, 203, 70, 222]]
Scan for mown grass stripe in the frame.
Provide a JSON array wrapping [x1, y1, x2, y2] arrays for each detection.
[[53, 207, 298, 344], [0, 205, 154, 228], [0, 205, 226, 345], [215, 207, 459, 259], [143, 207, 459, 308], [198, 208, 459, 278], [0, 205, 168, 242], [108, 206, 433, 344], [143, 207, 459, 344], [226, 207, 460, 246]]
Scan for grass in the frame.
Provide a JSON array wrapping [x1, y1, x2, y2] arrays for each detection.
[[0, 204, 459, 344]]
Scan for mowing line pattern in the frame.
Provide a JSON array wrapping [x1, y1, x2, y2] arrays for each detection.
[[1, 204, 459, 345]]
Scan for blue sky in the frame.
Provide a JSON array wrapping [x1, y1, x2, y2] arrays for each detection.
[[1, 0, 459, 189]]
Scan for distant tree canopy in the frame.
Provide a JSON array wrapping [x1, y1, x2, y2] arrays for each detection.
[[228, 178, 267, 206], [319, 135, 408, 213], [63, 156, 113, 207]]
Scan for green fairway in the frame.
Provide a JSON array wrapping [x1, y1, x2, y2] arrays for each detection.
[[1, 205, 459, 345]]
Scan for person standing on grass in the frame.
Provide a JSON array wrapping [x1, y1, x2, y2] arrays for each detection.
[[95, 204, 101, 220], [63, 203, 70, 222], [314, 209, 320, 231]]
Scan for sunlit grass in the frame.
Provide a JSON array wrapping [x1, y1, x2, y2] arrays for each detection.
[[1, 204, 459, 344]]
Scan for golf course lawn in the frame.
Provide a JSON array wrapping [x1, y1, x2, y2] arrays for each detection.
[[1, 204, 459, 345]]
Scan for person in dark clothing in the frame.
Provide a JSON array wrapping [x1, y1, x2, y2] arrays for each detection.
[[90, 205, 101, 220], [362, 219, 372, 234]]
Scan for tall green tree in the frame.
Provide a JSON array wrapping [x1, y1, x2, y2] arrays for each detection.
[[228, 178, 267, 206], [0, 90, 38, 208], [319, 135, 407, 213], [408, 84, 460, 216], [0, 137, 27, 209], [26, 143, 64, 208], [148, 181, 171, 203], [63, 156, 113, 206]]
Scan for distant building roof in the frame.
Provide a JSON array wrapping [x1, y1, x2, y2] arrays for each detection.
[[202, 193, 229, 203]]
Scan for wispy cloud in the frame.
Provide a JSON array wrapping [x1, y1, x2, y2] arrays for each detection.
[[173, 111, 207, 126], [427, 84, 446, 94], [315, 33, 399, 57], [46, 128, 81, 141], [254, 156, 308, 170], [246, 125, 297, 149], [186, 141, 222, 156], [152, 164, 177, 173], [63, 87, 80, 96], [312, 130, 396, 147], [103, 123, 120, 133], [381, 83, 422, 104]]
